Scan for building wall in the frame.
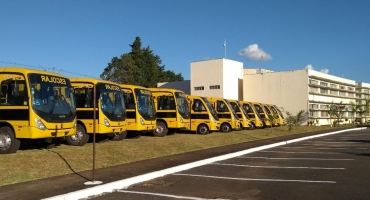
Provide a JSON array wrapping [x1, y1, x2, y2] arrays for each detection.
[[222, 59, 243, 100], [190, 58, 242, 99], [157, 80, 191, 94], [243, 69, 309, 117]]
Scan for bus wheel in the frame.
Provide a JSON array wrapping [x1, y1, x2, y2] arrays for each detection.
[[153, 121, 167, 137], [0, 127, 20, 154], [110, 131, 127, 141], [249, 123, 255, 130], [197, 124, 209, 135], [220, 123, 231, 132], [66, 124, 89, 146]]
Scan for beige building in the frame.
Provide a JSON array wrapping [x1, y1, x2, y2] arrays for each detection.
[[158, 59, 370, 126], [243, 68, 370, 125]]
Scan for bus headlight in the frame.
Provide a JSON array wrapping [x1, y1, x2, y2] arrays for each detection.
[[180, 117, 184, 123], [73, 121, 77, 128], [35, 118, 47, 130], [140, 118, 145, 125], [103, 118, 110, 127]]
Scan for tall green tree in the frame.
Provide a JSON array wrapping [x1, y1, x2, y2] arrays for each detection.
[[100, 36, 184, 87], [327, 101, 346, 127]]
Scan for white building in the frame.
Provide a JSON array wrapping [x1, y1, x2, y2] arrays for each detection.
[[157, 58, 370, 125]]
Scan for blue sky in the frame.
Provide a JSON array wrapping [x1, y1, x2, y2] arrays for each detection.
[[1, 0, 369, 82]]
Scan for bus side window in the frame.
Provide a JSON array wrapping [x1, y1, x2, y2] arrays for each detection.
[[217, 101, 228, 112]]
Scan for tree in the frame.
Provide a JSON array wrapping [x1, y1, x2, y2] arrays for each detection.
[[327, 101, 346, 127], [285, 110, 306, 131], [267, 114, 278, 132], [100, 36, 184, 87]]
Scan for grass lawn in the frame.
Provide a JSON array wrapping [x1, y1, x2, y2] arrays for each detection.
[[0, 125, 355, 186]]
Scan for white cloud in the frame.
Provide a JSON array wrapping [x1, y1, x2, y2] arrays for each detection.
[[238, 44, 272, 61], [320, 69, 329, 74], [305, 64, 314, 70]]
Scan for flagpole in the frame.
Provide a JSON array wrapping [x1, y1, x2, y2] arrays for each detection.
[[224, 40, 226, 59]]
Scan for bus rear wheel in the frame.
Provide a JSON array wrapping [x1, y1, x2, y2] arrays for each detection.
[[153, 121, 167, 137], [0, 127, 20, 154], [197, 124, 209, 135], [66, 124, 89, 146]]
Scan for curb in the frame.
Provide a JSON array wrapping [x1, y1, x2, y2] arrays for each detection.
[[42, 127, 366, 200]]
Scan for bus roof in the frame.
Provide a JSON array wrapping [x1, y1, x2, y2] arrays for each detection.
[[0, 67, 69, 78], [120, 84, 149, 90], [149, 88, 185, 93], [69, 77, 119, 85]]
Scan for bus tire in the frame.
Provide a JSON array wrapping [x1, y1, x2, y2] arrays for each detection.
[[66, 124, 89, 146], [0, 126, 20, 154], [153, 121, 167, 137], [220, 123, 231, 132], [197, 124, 209, 135], [249, 123, 255, 130], [110, 131, 127, 141]]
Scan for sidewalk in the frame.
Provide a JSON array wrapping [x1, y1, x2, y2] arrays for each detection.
[[0, 127, 356, 200]]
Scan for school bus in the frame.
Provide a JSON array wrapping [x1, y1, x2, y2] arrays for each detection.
[[262, 103, 279, 126], [68, 78, 126, 145], [252, 102, 272, 127], [149, 88, 190, 136], [187, 95, 220, 134], [120, 84, 156, 136], [0, 67, 77, 154], [239, 101, 264, 129], [268, 104, 285, 126], [206, 97, 241, 132], [227, 99, 252, 130]]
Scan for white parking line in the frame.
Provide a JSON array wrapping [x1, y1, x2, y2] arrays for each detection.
[[260, 151, 340, 154], [117, 190, 227, 200], [239, 157, 354, 161], [278, 147, 349, 150], [173, 173, 336, 183], [212, 163, 346, 170]]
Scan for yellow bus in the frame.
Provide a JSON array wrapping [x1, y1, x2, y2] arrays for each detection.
[[0, 67, 77, 154], [187, 95, 220, 134], [206, 97, 241, 132], [149, 88, 190, 136], [262, 103, 278, 126], [239, 101, 264, 129], [252, 102, 272, 127], [227, 99, 252, 130], [68, 78, 126, 145], [120, 84, 156, 136], [268, 104, 285, 126]]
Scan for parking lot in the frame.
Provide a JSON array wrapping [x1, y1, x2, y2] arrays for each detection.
[[91, 129, 370, 200]]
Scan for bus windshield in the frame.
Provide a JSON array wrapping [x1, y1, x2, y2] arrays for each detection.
[[98, 83, 126, 121], [175, 92, 190, 119], [237, 101, 249, 119], [201, 97, 219, 120], [29, 73, 76, 122], [134, 88, 156, 120], [224, 99, 239, 120]]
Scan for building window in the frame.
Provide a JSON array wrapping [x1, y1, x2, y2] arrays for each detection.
[[309, 87, 319, 93], [348, 87, 354, 91], [194, 86, 204, 91], [330, 83, 338, 88], [309, 104, 318, 109], [330, 90, 338, 95], [340, 85, 346, 90], [320, 81, 328, 87], [339, 91, 346, 96], [321, 111, 328, 117], [309, 79, 318, 85], [320, 88, 328, 94], [320, 104, 328, 110], [209, 85, 220, 90]]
